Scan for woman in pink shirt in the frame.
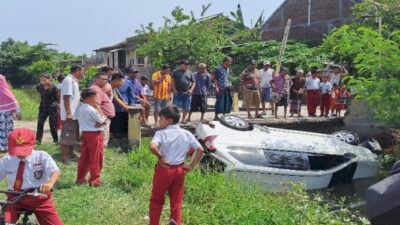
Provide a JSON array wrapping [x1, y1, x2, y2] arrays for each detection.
[[90, 72, 115, 147], [0, 74, 20, 152]]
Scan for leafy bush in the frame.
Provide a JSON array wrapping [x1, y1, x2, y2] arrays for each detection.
[[79, 66, 98, 89], [26, 60, 57, 80], [380, 145, 400, 170], [12, 87, 39, 121], [346, 76, 400, 127], [322, 25, 400, 128], [321, 25, 400, 78], [231, 40, 327, 75]]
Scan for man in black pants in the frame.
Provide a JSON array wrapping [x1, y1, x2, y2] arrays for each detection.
[[36, 73, 58, 144]]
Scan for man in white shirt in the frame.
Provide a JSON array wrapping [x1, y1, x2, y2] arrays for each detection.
[[0, 128, 63, 225], [306, 68, 321, 117], [60, 65, 84, 164], [259, 61, 275, 115]]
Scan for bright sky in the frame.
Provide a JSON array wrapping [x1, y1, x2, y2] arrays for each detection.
[[0, 0, 284, 55]]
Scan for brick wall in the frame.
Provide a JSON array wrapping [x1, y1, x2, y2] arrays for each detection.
[[261, 0, 360, 44]]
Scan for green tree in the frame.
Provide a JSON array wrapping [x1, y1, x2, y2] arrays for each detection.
[[320, 25, 400, 78], [79, 66, 98, 89], [321, 24, 400, 127], [228, 4, 265, 44], [231, 40, 326, 75], [136, 3, 268, 69], [26, 60, 57, 77], [0, 38, 77, 85], [346, 76, 400, 128], [352, 0, 400, 34], [137, 14, 227, 69]]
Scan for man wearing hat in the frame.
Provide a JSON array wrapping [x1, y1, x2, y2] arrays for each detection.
[[172, 59, 196, 124], [240, 60, 262, 119], [0, 128, 63, 225], [259, 60, 275, 115]]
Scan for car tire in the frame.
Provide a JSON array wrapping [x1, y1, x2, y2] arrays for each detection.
[[332, 130, 360, 145], [219, 115, 250, 131]]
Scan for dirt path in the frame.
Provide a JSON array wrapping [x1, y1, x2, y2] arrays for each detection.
[[14, 120, 55, 143]]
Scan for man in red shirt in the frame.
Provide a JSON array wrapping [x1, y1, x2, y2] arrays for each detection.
[[90, 72, 115, 147]]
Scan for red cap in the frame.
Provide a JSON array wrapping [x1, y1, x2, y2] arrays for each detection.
[[8, 128, 36, 157]]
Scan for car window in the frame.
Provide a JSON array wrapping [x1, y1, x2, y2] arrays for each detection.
[[263, 150, 310, 171]]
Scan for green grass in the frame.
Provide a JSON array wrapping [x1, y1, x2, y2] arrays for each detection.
[[13, 140, 369, 225], [12, 87, 39, 121]]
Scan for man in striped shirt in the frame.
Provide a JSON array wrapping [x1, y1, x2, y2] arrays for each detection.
[[152, 65, 172, 126]]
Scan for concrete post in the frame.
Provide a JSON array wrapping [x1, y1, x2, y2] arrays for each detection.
[[128, 105, 143, 149], [233, 92, 239, 112]]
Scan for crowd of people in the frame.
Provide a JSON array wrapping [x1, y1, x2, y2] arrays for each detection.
[[1, 57, 352, 156], [0, 56, 353, 225], [239, 60, 350, 119]]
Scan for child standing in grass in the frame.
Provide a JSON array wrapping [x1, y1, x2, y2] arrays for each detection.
[[76, 88, 107, 187], [149, 105, 204, 225]]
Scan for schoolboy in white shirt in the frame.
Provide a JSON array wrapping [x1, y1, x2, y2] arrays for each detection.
[[0, 128, 63, 225], [76, 88, 107, 187], [149, 105, 204, 225]]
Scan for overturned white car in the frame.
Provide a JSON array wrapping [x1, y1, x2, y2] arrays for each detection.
[[195, 115, 381, 191]]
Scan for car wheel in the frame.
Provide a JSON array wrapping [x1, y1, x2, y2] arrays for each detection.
[[332, 130, 360, 145], [219, 115, 250, 131]]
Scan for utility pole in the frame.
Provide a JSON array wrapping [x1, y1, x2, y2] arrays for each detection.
[[276, 19, 291, 74], [307, 0, 311, 26], [372, 2, 382, 35]]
